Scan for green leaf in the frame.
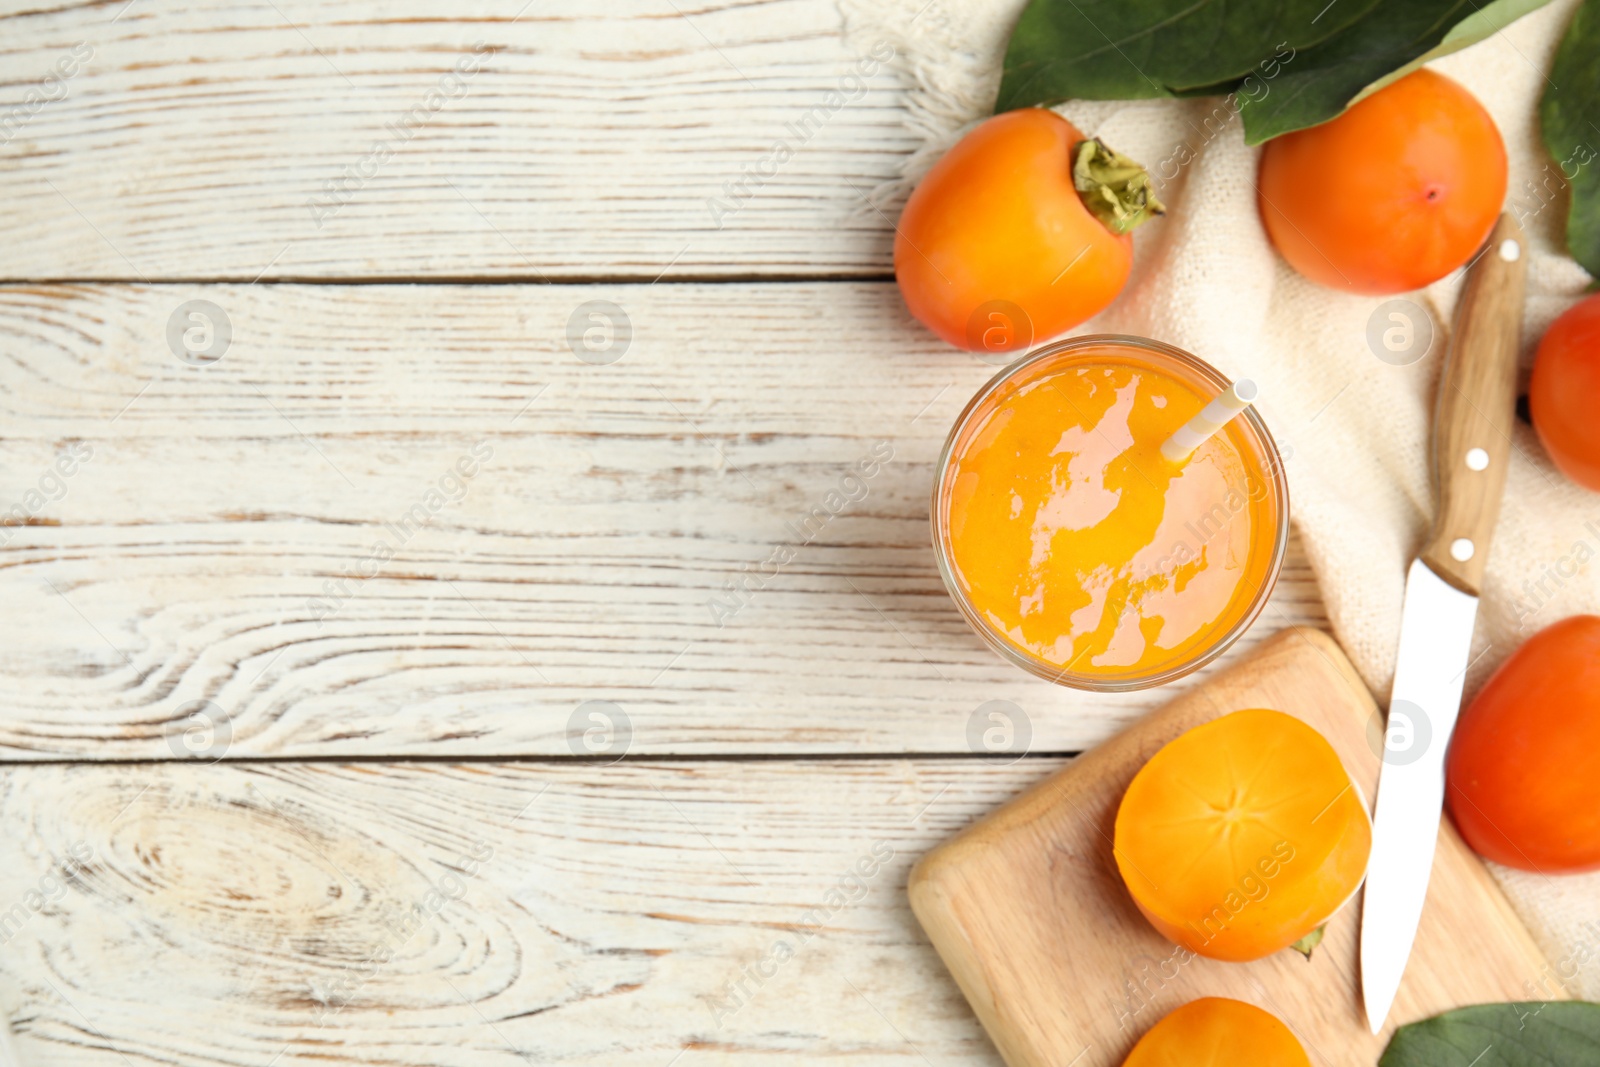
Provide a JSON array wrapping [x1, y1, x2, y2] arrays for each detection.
[[1354, 0, 1558, 105], [996, 0, 1382, 112], [994, 0, 1552, 146], [1288, 924, 1325, 958], [1238, 0, 1554, 144], [1379, 1002, 1600, 1067], [1541, 0, 1600, 277]]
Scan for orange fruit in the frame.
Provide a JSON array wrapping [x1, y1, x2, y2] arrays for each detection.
[[894, 108, 1158, 353], [1530, 295, 1600, 491], [1122, 998, 1311, 1067], [1114, 708, 1371, 962], [1447, 615, 1600, 872], [1257, 69, 1506, 294]]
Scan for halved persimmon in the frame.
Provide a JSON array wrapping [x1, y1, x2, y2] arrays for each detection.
[[1113, 708, 1371, 962], [1122, 998, 1311, 1067]]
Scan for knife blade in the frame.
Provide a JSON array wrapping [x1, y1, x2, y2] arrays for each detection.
[[1360, 558, 1479, 1030], [1360, 213, 1527, 1033]]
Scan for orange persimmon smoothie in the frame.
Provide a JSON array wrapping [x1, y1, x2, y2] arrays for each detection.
[[933, 337, 1286, 689]]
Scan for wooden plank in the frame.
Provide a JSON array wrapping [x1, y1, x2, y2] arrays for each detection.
[[0, 281, 1327, 758], [0, 758, 1035, 1066], [0, 0, 912, 281], [910, 630, 1556, 1067]]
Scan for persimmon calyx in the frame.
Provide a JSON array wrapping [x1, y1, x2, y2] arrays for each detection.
[[1073, 137, 1166, 235]]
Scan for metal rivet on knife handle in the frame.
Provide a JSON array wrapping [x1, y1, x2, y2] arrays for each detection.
[[1419, 213, 1526, 596]]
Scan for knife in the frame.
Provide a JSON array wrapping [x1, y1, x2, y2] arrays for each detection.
[[1360, 213, 1526, 1033]]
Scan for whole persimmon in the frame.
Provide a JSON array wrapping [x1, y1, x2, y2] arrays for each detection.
[[1530, 294, 1600, 491], [1122, 998, 1311, 1067], [895, 108, 1162, 354], [1257, 69, 1506, 294], [1114, 708, 1371, 962], [1447, 615, 1600, 872]]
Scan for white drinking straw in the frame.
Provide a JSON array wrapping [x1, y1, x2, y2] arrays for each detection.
[[1160, 379, 1259, 463]]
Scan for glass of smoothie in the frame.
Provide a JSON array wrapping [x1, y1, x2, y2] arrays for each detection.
[[932, 335, 1289, 691]]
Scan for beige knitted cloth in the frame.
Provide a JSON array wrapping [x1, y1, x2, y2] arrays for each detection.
[[848, 0, 1600, 1001]]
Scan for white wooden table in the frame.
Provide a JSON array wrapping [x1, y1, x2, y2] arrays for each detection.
[[0, 2, 1327, 1063]]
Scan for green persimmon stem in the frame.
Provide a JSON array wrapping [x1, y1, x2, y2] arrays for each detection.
[[1073, 138, 1166, 235]]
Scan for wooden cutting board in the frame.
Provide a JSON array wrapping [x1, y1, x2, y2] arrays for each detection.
[[910, 628, 1560, 1067]]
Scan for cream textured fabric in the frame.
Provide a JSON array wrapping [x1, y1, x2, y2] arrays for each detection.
[[846, 0, 1600, 1000]]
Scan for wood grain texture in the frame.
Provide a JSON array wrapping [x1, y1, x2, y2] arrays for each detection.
[[0, 281, 1328, 759], [0, 758, 1044, 1067], [1419, 214, 1526, 594], [909, 630, 1557, 1067], [0, 7, 1361, 1067], [0, 0, 913, 281]]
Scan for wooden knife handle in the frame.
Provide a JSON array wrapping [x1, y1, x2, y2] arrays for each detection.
[[1419, 213, 1526, 595]]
